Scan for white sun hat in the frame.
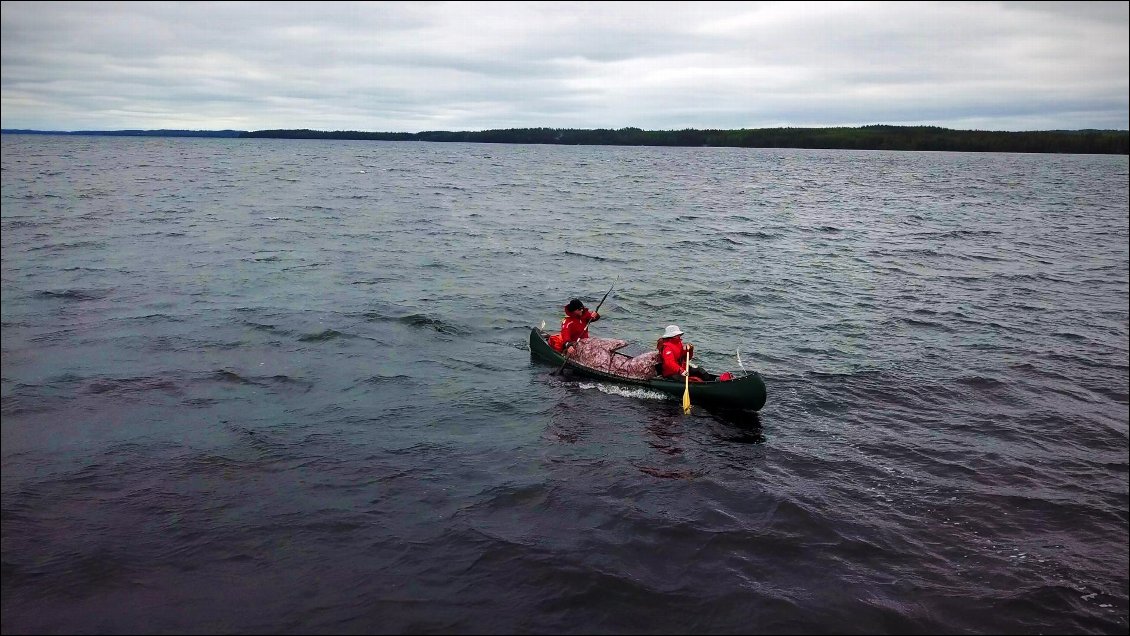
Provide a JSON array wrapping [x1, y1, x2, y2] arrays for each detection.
[[662, 325, 684, 339]]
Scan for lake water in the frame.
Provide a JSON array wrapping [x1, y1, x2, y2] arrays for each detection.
[[1, 135, 1127, 634]]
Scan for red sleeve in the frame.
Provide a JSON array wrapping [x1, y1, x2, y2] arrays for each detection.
[[660, 342, 685, 377]]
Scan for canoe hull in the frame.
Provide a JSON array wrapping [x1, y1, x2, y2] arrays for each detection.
[[529, 328, 767, 411]]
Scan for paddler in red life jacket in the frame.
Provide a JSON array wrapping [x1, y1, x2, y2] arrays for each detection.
[[657, 324, 726, 382], [547, 298, 601, 353]]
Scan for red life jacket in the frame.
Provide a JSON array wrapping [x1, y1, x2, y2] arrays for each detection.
[[549, 309, 597, 352], [658, 336, 687, 377]]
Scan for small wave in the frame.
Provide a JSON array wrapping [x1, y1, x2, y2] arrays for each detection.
[[901, 317, 954, 332], [889, 247, 943, 258], [634, 464, 702, 479], [211, 369, 313, 392], [938, 274, 986, 282], [36, 289, 111, 301], [242, 321, 291, 335], [1, 389, 68, 416], [397, 314, 470, 336], [1043, 351, 1125, 371], [84, 376, 181, 396], [911, 229, 1003, 239], [1009, 362, 1071, 383], [214, 369, 256, 385], [2, 219, 54, 229], [112, 313, 185, 324], [994, 272, 1068, 283], [359, 374, 413, 385], [963, 252, 1007, 262], [955, 375, 1007, 389], [298, 329, 349, 342], [730, 230, 779, 240], [181, 397, 220, 407], [27, 240, 106, 252], [722, 292, 757, 304], [563, 250, 626, 263], [282, 262, 327, 271], [262, 375, 315, 391]]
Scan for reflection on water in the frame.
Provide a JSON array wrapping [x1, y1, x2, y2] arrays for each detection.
[[701, 407, 765, 442]]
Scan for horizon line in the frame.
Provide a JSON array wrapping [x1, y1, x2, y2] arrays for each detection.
[[4, 124, 1129, 134]]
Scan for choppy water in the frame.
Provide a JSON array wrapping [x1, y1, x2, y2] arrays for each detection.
[[1, 134, 1127, 634]]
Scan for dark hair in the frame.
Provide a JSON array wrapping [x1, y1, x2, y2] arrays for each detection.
[[565, 298, 585, 312]]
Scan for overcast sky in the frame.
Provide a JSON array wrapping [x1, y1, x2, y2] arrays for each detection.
[[2, 1, 1127, 132]]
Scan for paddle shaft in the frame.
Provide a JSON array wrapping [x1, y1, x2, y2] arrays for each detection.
[[682, 346, 692, 414], [592, 280, 616, 315], [581, 280, 615, 338]]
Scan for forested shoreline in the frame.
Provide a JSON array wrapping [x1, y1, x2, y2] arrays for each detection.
[[4, 125, 1127, 153], [240, 125, 1128, 154]]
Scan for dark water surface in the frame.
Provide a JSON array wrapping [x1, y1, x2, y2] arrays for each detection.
[[2, 135, 1127, 634]]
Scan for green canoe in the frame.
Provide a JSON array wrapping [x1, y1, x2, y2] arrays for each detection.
[[529, 327, 767, 411]]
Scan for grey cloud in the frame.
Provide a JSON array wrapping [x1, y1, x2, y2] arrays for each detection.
[[2, 1, 1126, 132]]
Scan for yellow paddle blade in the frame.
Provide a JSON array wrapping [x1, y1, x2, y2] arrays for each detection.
[[682, 382, 691, 414]]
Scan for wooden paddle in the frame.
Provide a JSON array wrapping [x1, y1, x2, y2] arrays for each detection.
[[682, 346, 692, 414]]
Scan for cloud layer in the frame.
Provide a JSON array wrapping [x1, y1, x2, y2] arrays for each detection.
[[2, 1, 1127, 132]]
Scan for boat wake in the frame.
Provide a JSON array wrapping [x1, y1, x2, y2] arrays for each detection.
[[577, 381, 669, 402]]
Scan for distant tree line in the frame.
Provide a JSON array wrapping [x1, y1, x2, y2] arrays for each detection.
[[1, 129, 244, 138], [5, 125, 1126, 153], [239, 125, 1129, 154]]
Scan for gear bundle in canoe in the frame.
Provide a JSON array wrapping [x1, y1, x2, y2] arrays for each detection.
[[529, 327, 767, 412]]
